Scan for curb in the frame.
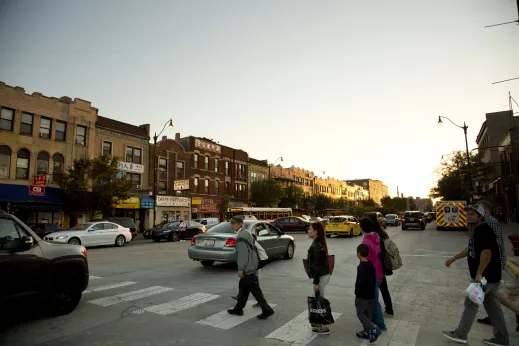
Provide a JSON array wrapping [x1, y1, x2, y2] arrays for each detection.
[[506, 259, 519, 279]]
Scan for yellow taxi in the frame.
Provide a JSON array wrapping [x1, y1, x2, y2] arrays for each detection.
[[325, 215, 361, 238]]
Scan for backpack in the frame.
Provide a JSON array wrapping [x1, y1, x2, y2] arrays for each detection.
[[383, 238, 402, 271]]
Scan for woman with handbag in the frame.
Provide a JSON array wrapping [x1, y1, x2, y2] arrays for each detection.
[[307, 222, 331, 334]]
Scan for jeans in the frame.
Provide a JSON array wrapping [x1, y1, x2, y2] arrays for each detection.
[[312, 274, 330, 297], [371, 279, 387, 331], [380, 276, 393, 313], [235, 274, 273, 313]]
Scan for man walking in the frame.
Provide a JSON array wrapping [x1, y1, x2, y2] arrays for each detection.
[[443, 204, 509, 346], [227, 217, 274, 319]]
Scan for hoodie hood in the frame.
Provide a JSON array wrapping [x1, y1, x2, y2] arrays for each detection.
[[362, 232, 384, 280], [363, 232, 380, 246]]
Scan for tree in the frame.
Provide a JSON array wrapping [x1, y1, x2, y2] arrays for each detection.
[[430, 150, 492, 200], [279, 184, 304, 208], [60, 155, 133, 219], [250, 179, 284, 207], [311, 194, 333, 215], [217, 195, 231, 221], [361, 198, 376, 208], [381, 196, 392, 209]]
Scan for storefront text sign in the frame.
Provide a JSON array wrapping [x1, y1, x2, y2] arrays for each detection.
[[28, 185, 45, 196], [117, 162, 144, 174], [174, 179, 189, 190], [33, 175, 48, 187], [195, 139, 221, 154], [156, 196, 190, 207], [198, 205, 218, 213], [140, 198, 154, 209], [115, 197, 140, 209]]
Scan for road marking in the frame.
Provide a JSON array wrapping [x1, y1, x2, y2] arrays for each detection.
[[265, 310, 341, 345], [361, 318, 399, 345], [84, 281, 137, 293], [388, 320, 420, 345], [196, 302, 278, 330], [132, 292, 220, 315], [87, 286, 173, 306], [89, 275, 103, 279]]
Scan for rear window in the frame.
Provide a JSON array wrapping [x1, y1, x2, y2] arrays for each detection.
[[330, 217, 347, 222], [206, 222, 235, 234], [107, 218, 136, 228], [385, 215, 396, 219], [404, 212, 422, 218]]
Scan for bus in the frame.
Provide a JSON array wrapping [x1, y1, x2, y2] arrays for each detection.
[[227, 207, 293, 222]]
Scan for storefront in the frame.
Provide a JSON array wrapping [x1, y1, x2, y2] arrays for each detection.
[[192, 197, 220, 218], [113, 197, 141, 229], [156, 196, 191, 224]]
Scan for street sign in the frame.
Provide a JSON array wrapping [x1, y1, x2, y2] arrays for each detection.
[[33, 175, 47, 186], [28, 185, 45, 196]]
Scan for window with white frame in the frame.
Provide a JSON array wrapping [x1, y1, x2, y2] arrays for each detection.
[[40, 117, 52, 139]]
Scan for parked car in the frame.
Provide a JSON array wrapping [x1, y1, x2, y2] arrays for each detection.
[[188, 220, 295, 267], [151, 221, 205, 242], [45, 221, 132, 247], [0, 210, 89, 316], [144, 221, 168, 239], [193, 218, 220, 230], [362, 211, 387, 229], [271, 216, 311, 232], [385, 214, 400, 226], [401, 211, 426, 230], [325, 215, 361, 237], [29, 223, 64, 238], [424, 212, 433, 223], [103, 217, 138, 239]]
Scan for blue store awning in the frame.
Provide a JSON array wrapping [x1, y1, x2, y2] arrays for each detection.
[[0, 183, 69, 205]]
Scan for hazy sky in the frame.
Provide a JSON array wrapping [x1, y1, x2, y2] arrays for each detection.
[[0, 0, 518, 198]]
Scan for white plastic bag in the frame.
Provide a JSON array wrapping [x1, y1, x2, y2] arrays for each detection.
[[254, 240, 268, 261], [466, 278, 487, 305]]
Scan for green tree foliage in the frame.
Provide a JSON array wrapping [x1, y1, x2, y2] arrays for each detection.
[[430, 150, 492, 200], [60, 155, 132, 219], [381, 196, 408, 212], [250, 179, 284, 207], [217, 195, 231, 220], [279, 184, 305, 208], [361, 198, 376, 207]]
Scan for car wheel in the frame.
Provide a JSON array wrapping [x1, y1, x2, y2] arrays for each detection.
[[171, 232, 179, 242], [115, 235, 126, 247], [49, 271, 83, 316], [284, 242, 295, 259], [68, 237, 81, 245], [201, 260, 214, 267], [348, 228, 354, 238]]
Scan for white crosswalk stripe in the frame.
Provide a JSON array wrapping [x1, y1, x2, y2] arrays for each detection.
[[89, 275, 103, 280], [84, 281, 137, 293], [87, 286, 173, 307], [265, 310, 342, 345], [131, 292, 220, 316], [196, 302, 278, 330]]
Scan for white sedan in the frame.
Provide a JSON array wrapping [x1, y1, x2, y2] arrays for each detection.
[[44, 221, 132, 247]]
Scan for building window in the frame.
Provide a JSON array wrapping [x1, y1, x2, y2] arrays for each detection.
[[39, 117, 52, 139], [204, 156, 209, 170], [16, 149, 30, 179], [225, 161, 229, 175], [0, 145, 11, 178], [36, 151, 50, 176], [194, 177, 199, 193], [176, 161, 184, 178], [225, 181, 230, 194], [159, 158, 167, 172], [205, 179, 209, 193], [125, 146, 141, 164], [0, 108, 14, 131], [102, 141, 112, 156], [127, 173, 141, 188], [76, 125, 87, 145], [55, 121, 66, 141], [215, 180, 220, 195], [215, 159, 219, 173], [20, 112, 33, 135], [193, 154, 198, 168], [235, 183, 246, 198], [158, 181, 167, 195], [52, 153, 64, 184]]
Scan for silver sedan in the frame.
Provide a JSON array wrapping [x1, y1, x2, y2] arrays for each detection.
[[188, 220, 296, 267]]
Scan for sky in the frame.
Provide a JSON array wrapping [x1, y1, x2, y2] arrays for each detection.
[[0, 0, 518, 198]]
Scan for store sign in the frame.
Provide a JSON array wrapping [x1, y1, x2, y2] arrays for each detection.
[[140, 198, 154, 209], [198, 205, 218, 213], [192, 197, 202, 205], [195, 139, 221, 154], [117, 162, 144, 174], [115, 197, 140, 209], [33, 175, 48, 187], [174, 179, 189, 190], [28, 185, 45, 196], [156, 196, 190, 207]]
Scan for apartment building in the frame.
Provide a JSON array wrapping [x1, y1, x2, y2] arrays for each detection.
[[345, 178, 388, 205]]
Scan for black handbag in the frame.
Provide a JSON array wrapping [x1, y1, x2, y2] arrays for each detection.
[[307, 291, 335, 325]]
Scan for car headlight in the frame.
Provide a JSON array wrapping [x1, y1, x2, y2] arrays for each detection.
[[56, 235, 69, 240]]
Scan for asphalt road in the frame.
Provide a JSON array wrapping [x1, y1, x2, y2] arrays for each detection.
[[2, 222, 518, 346]]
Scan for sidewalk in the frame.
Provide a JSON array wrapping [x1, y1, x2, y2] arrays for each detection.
[[502, 222, 519, 278]]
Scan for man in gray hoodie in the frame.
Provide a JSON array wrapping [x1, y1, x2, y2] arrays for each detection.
[[227, 217, 275, 319]]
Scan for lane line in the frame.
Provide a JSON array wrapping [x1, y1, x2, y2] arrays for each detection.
[[87, 286, 173, 307], [84, 281, 137, 293], [132, 292, 220, 315], [265, 310, 342, 345], [196, 302, 278, 330], [89, 275, 103, 279]]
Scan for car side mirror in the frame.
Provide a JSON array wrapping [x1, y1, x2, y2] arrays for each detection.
[[21, 235, 34, 250]]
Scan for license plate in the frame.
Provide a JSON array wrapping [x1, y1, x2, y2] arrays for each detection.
[[410, 218, 415, 221], [333, 224, 338, 228], [203, 240, 215, 247]]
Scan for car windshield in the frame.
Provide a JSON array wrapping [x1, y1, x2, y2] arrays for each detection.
[[206, 222, 235, 234], [166, 222, 180, 229], [68, 223, 93, 231]]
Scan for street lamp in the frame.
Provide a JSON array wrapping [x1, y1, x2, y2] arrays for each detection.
[[268, 156, 283, 179], [438, 115, 472, 197], [152, 119, 174, 226]]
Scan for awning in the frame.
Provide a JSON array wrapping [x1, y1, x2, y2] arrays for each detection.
[[0, 183, 69, 205]]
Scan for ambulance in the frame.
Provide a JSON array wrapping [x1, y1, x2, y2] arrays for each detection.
[[436, 200, 468, 231]]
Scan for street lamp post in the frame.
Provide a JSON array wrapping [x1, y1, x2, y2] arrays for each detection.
[[438, 116, 473, 197], [268, 157, 283, 179], [152, 119, 174, 226]]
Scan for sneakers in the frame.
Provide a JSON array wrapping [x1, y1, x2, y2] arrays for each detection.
[[312, 325, 330, 334], [226, 309, 243, 316], [482, 338, 509, 346], [442, 330, 467, 344], [477, 316, 492, 325], [369, 328, 382, 343], [356, 330, 370, 339], [257, 309, 274, 320]]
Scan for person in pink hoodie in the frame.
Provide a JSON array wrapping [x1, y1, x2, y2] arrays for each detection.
[[360, 217, 387, 333]]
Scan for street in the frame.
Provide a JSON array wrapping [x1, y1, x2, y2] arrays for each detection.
[[2, 222, 518, 346]]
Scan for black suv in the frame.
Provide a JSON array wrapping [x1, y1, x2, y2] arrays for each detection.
[[0, 211, 89, 316], [104, 217, 137, 239], [29, 223, 64, 238], [401, 211, 426, 230]]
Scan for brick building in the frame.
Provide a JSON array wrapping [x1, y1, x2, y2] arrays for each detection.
[[248, 158, 269, 197]]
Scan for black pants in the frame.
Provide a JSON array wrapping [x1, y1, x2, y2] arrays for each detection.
[[235, 274, 272, 312], [380, 276, 393, 313]]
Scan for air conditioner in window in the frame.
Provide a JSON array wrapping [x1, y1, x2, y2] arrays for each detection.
[[39, 132, 50, 138], [76, 139, 84, 145]]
